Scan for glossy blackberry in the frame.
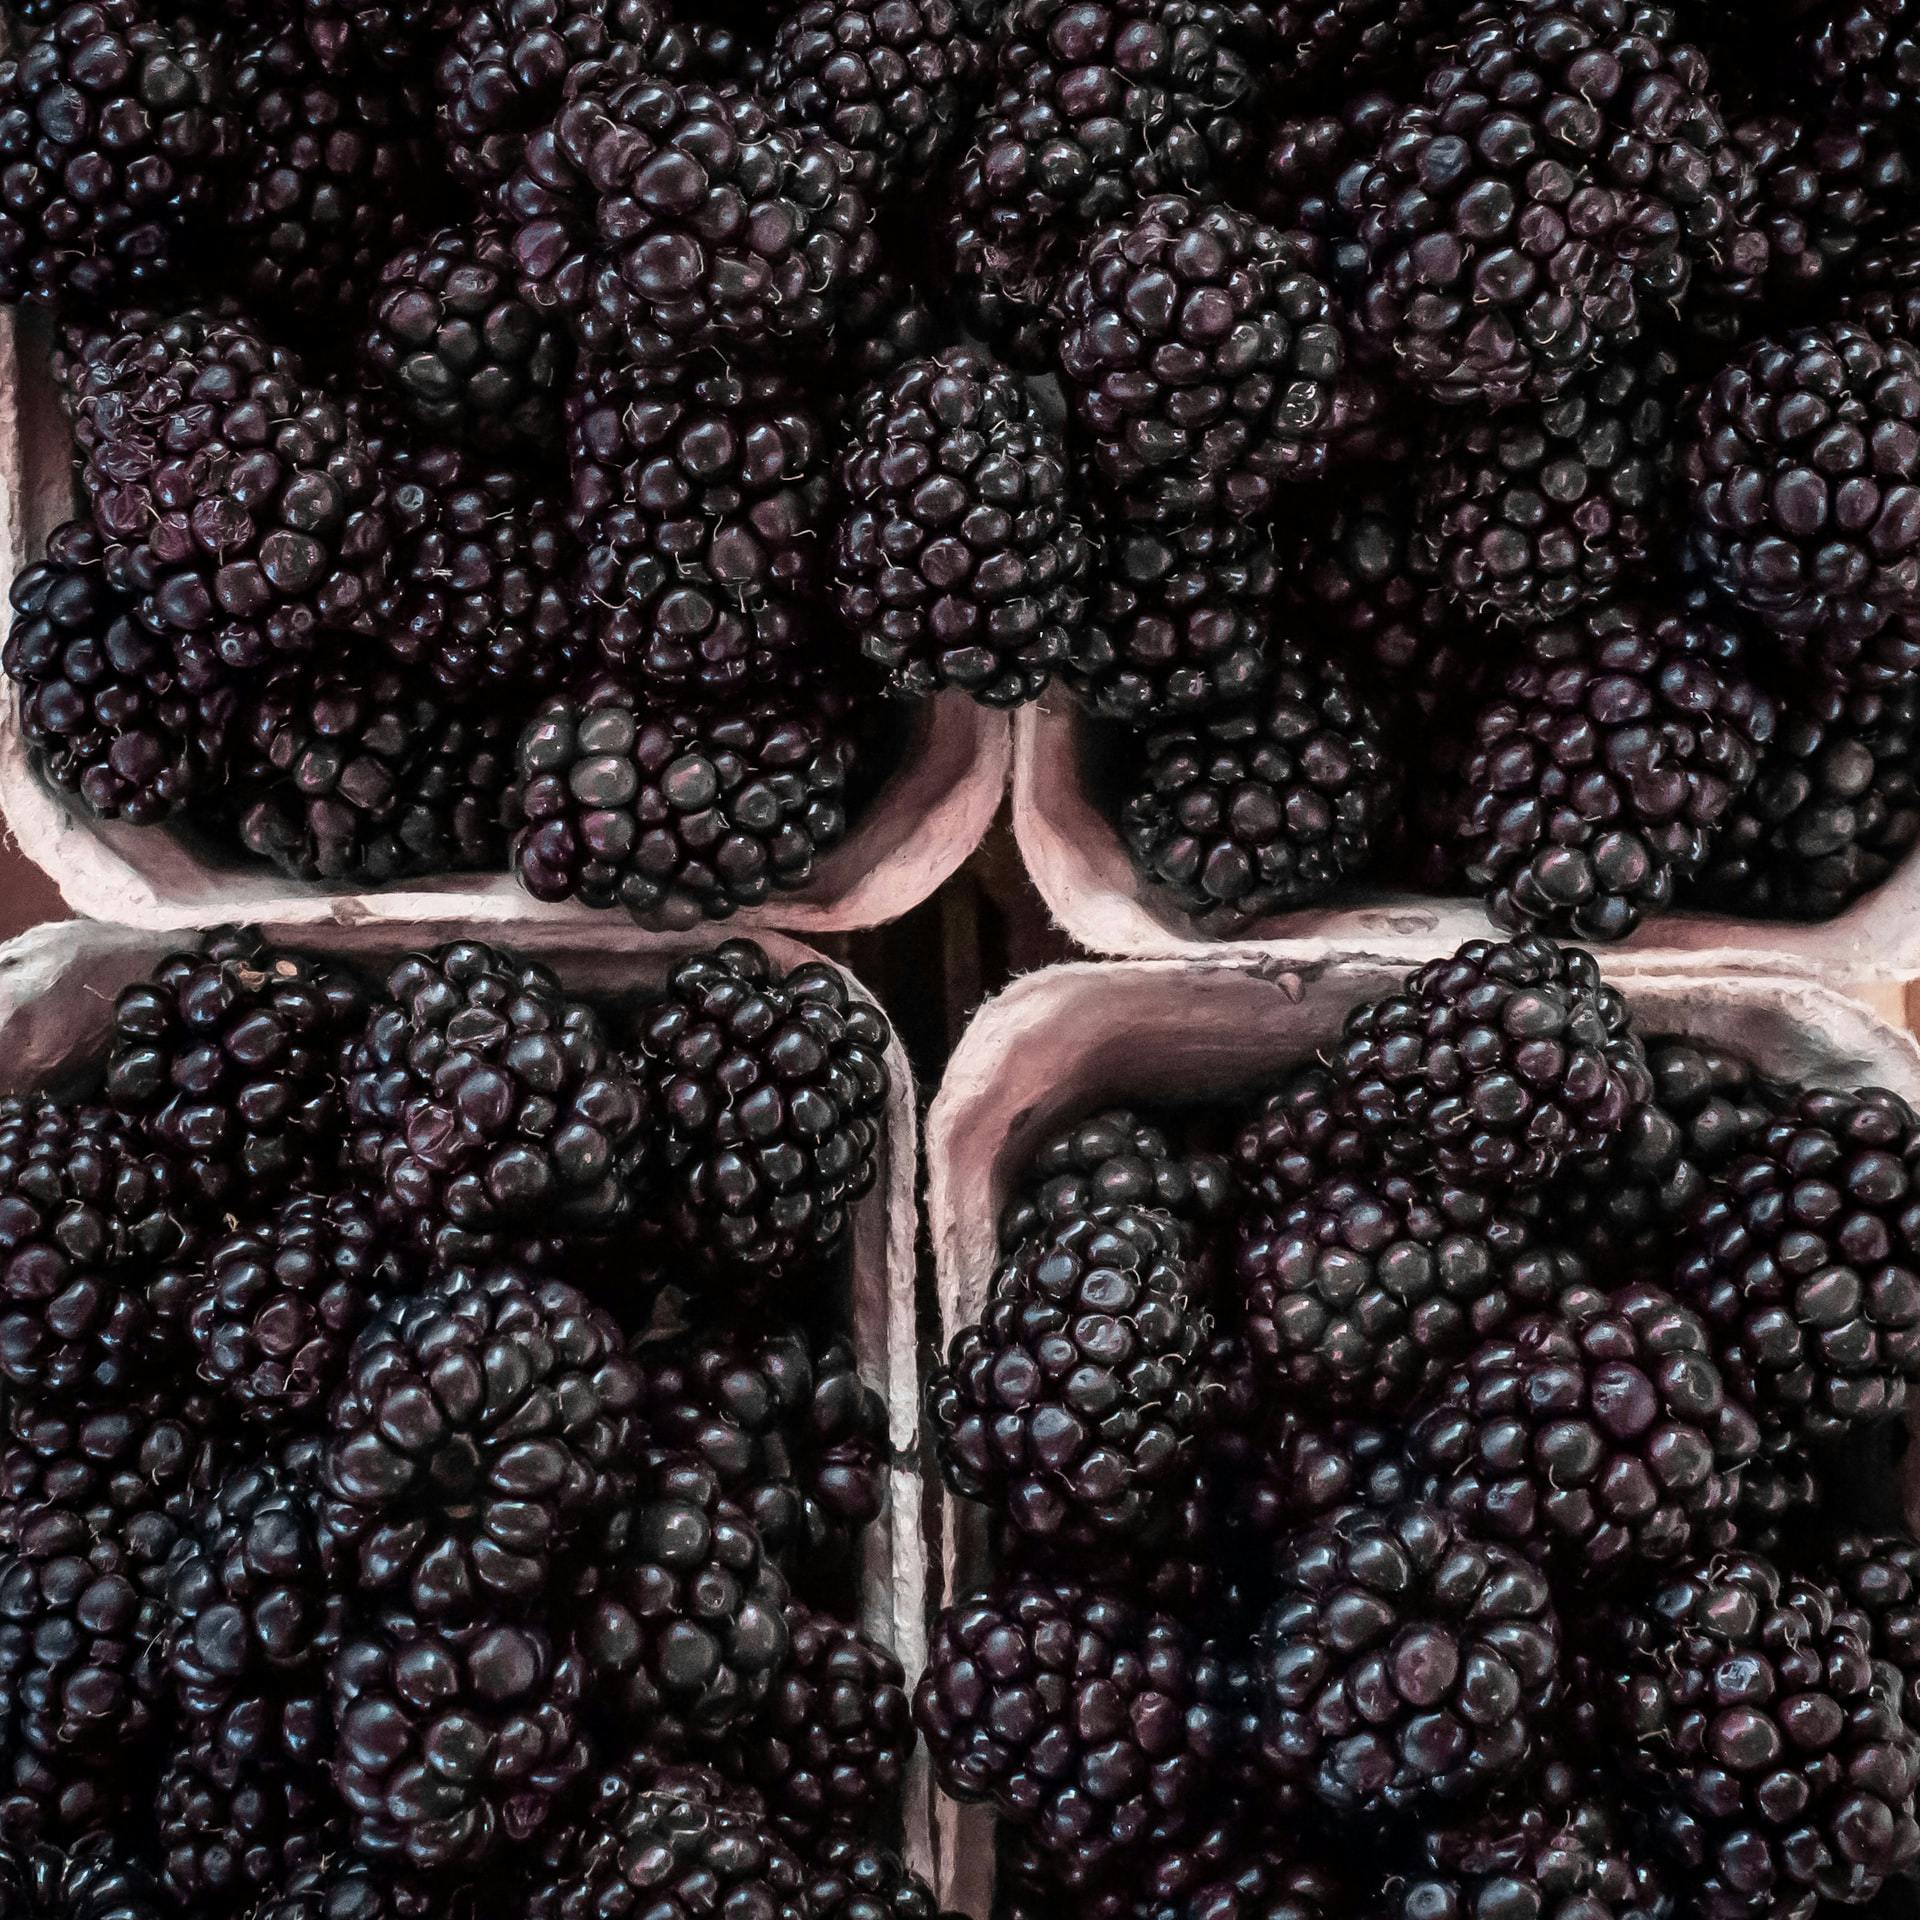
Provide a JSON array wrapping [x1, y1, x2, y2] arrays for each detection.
[[1118, 643, 1395, 934], [1232, 1063, 1372, 1211], [1001, 1107, 1234, 1244], [1259, 1501, 1562, 1816], [915, 1577, 1215, 1885], [341, 940, 650, 1253], [1457, 597, 1776, 942], [1057, 196, 1350, 522], [1412, 348, 1679, 631], [1265, 0, 1442, 92], [1609, 1550, 1920, 1919], [1805, 0, 1920, 127], [1676, 1087, 1920, 1440], [1735, 1427, 1824, 1553], [297, 0, 460, 73], [1846, 221, 1920, 342], [768, 0, 984, 199], [831, 347, 1088, 705], [250, 1861, 432, 1920], [1681, 321, 1920, 674], [805, 261, 942, 389], [0, 1838, 162, 1920], [154, 1727, 337, 1911], [1222, 1408, 1416, 1543], [331, 1613, 588, 1871], [0, 0, 228, 312], [803, 1838, 956, 1920], [634, 941, 890, 1281], [930, 1203, 1209, 1545], [1329, 935, 1650, 1191], [66, 311, 391, 661], [511, 688, 860, 924], [322, 1272, 641, 1618], [224, 658, 513, 884]]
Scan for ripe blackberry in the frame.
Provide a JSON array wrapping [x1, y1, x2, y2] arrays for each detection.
[[1691, 669, 1920, 920], [1221, 1408, 1416, 1544], [1735, 1428, 1823, 1553], [1676, 1088, 1920, 1440], [1412, 347, 1679, 631], [1609, 1550, 1920, 1918], [1001, 1106, 1234, 1244], [66, 311, 391, 661], [0, 1838, 161, 1920], [768, 0, 984, 199], [803, 1838, 955, 1920], [1057, 196, 1351, 522], [322, 1272, 642, 1618], [1063, 517, 1277, 724], [1846, 221, 1920, 342], [3, 521, 237, 826], [1329, 936, 1650, 1192], [831, 347, 1088, 705], [154, 1731, 337, 1911], [1827, 1531, 1920, 1698], [1456, 597, 1776, 942], [1805, 0, 1920, 127], [806, 261, 942, 390], [251, 1861, 432, 1920], [929, 1202, 1209, 1546], [1681, 322, 1920, 674], [297, 0, 460, 73], [1117, 644, 1395, 934], [365, 226, 569, 452], [915, 1577, 1216, 1885], [1265, 0, 1442, 92], [1259, 1501, 1562, 1816], [341, 941, 650, 1253], [331, 1614, 588, 1871], [0, 1, 228, 312], [1232, 1063, 1373, 1210], [511, 688, 860, 924]]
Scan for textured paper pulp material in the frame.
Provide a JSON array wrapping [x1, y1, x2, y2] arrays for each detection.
[[0, 919, 935, 1881], [922, 955, 1920, 1918], [0, 310, 1012, 934], [1014, 695, 1920, 979]]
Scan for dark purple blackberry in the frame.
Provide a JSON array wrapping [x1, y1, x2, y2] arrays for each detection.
[[0, 1837, 162, 1920], [250, 1861, 433, 1920], [365, 225, 569, 453], [0, 1, 229, 312], [1064, 517, 1278, 724], [322, 1273, 642, 1617], [803, 1838, 956, 1920], [1734, 1427, 1824, 1554], [929, 1202, 1209, 1546], [1681, 322, 1920, 676], [768, 0, 984, 199], [1219, 1407, 1415, 1544], [1412, 347, 1679, 631], [634, 940, 891, 1282], [1845, 221, 1920, 342], [1259, 1501, 1562, 1816], [1609, 1550, 1920, 1919], [1827, 1531, 1920, 1699], [1675, 1087, 1920, 1440], [1456, 596, 1776, 942], [331, 1613, 588, 1871], [1117, 644, 1395, 933], [153, 1736, 337, 1913], [1256, 86, 1396, 261], [1056, 196, 1351, 523], [341, 941, 650, 1254], [1231, 1063, 1373, 1211], [511, 687, 861, 924], [1804, 0, 1920, 128], [914, 1577, 1217, 1886], [565, 1457, 791, 1743], [297, 0, 460, 73], [1328, 936, 1651, 1192], [1264, 0, 1442, 92], [1001, 1106, 1234, 1244], [831, 347, 1088, 705], [803, 261, 942, 390]]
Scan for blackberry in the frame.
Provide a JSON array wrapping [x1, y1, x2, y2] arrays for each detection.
[[1456, 597, 1776, 942], [251, 1861, 432, 1920], [341, 941, 650, 1254], [806, 261, 942, 389], [322, 1272, 642, 1617], [1828, 1532, 1920, 1696], [1412, 348, 1680, 631], [331, 1614, 588, 1871], [365, 226, 569, 453], [510, 688, 860, 924], [1232, 1063, 1376, 1210], [1681, 321, 1920, 675], [1221, 1409, 1415, 1543], [154, 1732, 337, 1911], [0, 0, 228, 312], [1329, 935, 1650, 1192], [1846, 221, 1920, 342], [768, 0, 984, 199], [1259, 1501, 1562, 1816], [1265, 0, 1442, 92], [929, 1202, 1209, 1546], [1805, 0, 1920, 128], [831, 347, 1088, 705], [1117, 644, 1395, 934], [915, 1577, 1216, 1886], [1735, 1427, 1823, 1553], [1056, 196, 1350, 522], [1001, 1107, 1234, 1244], [1609, 1550, 1920, 1918], [1675, 1088, 1920, 1440], [1063, 517, 1278, 724], [297, 0, 460, 73], [0, 1839, 161, 1920], [803, 1839, 956, 1920]]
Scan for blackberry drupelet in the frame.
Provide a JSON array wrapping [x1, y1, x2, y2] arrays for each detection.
[[154, 1729, 337, 1911], [0, 1838, 162, 1920], [1001, 1106, 1233, 1243], [1232, 1063, 1372, 1211], [1118, 640, 1395, 933], [250, 1861, 431, 1920], [297, 0, 461, 74], [804, 1838, 956, 1920], [1456, 596, 1776, 942], [831, 347, 1088, 705], [1259, 1501, 1562, 1816], [1805, 0, 1920, 129], [1828, 1530, 1920, 1697], [1265, 0, 1441, 92], [1221, 1407, 1415, 1543]]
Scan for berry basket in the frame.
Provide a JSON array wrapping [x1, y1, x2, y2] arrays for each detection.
[[0, 313, 1011, 935], [923, 952, 1920, 1918], [1012, 701, 1920, 979], [0, 914, 937, 1878]]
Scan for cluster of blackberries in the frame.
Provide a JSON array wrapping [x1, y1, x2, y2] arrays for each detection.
[[0, 926, 935, 1920], [923, 930, 1920, 1920]]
